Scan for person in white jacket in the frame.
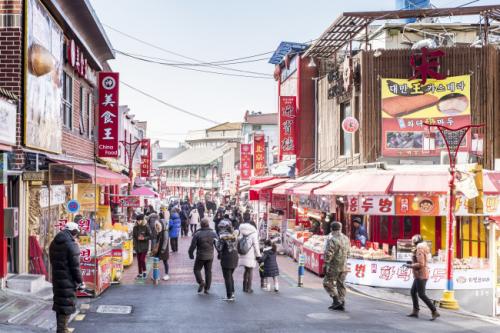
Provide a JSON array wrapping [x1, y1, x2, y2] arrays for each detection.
[[189, 208, 200, 236], [238, 222, 261, 293]]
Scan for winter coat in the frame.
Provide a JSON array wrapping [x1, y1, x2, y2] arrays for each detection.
[[188, 227, 218, 261], [243, 211, 251, 223], [133, 221, 151, 254], [411, 242, 430, 280], [197, 202, 206, 218], [49, 229, 83, 315], [155, 222, 169, 261], [168, 213, 182, 238], [189, 209, 200, 225], [147, 213, 159, 244], [216, 231, 239, 269], [259, 247, 279, 278], [238, 223, 260, 268]]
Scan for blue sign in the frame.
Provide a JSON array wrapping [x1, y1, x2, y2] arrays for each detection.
[[67, 200, 80, 214]]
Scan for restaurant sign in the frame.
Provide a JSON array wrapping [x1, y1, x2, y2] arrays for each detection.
[[253, 134, 266, 176], [395, 195, 440, 216], [347, 196, 395, 215], [240, 143, 252, 180], [140, 139, 152, 177], [279, 96, 297, 160], [97, 72, 120, 157]]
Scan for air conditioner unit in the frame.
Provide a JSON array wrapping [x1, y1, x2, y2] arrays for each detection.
[[440, 151, 469, 165]]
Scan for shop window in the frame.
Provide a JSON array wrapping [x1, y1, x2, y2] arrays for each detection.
[[403, 216, 413, 238], [87, 92, 93, 138], [157, 152, 163, 160], [460, 217, 487, 259], [392, 218, 400, 240], [252, 125, 262, 131], [79, 86, 85, 135], [340, 102, 352, 156], [62, 72, 73, 129], [379, 216, 389, 241]]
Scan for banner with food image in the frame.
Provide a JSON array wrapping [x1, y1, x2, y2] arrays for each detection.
[[25, 0, 64, 153], [381, 75, 471, 157]]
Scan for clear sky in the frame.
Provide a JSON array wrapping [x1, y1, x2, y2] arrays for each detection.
[[89, 0, 495, 146]]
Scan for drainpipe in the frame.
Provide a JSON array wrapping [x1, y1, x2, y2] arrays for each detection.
[[313, 77, 319, 172]]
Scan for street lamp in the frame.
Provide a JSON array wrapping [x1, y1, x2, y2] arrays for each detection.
[[120, 134, 143, 222], [423, 122, 484, 310]]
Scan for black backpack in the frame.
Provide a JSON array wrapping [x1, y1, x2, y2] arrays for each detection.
[[238, 233, 253, 255]]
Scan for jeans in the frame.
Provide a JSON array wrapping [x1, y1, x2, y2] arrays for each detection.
[[163, 259, 169, 274], [181, 223, 189, 237], [193, 259, 213, 290], [222, 268, 235, 298], [137, 252, 147, 274], [56, 313, 70, 333], [170, 238, 178, 252], [411, 279, 436, 312], [190, 224, 197, 235], [243, 267, 253, 291]]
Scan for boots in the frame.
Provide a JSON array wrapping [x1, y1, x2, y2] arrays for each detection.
[[430, 310, 440, 321], [328, 297, 342, 310], [407, 309, 419, 318], [243, 280, 248, 293]]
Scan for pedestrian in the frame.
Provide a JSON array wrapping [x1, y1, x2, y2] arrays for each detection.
[[189, 208, 200, 235], [188, 217, 218, 294], [309, 218, 321, 235], [238, 221, 260, 293], [169, 209, 181, 252], [49, 222, 84, 333], [352, 217, 368, 247], [320, 212, 330, 235], [406, 234, 440, 320], [152, 220, 170, 281], [323, 221, 350, 311], [243, 208, 251, 224], [197, 201, 206, 219], [212, 210, 223, 234], [146, 209, 159, 251], [133, 214, 151, 279], [216, 220, 239, 301], [259, 239, 280, 292], [180, 201, 190, 237]]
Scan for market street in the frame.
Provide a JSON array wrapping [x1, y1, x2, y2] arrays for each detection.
[[66, 237, 499, 333]]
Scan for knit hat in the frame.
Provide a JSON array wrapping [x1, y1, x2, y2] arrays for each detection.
[[331, 221, 342, 231]]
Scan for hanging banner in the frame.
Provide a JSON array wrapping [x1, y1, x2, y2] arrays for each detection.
[[97, 72, 120, 157], [395, 195, 440, 216], [279, 96, 297, 160], [140, 139, 152, 177], [240, 143, 252, 180], [253, 134, 266, 177], [347, 196, 395, 215], [381, 75, 471, 157]]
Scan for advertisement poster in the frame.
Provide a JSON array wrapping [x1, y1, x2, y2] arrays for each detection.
[[119, 196, 141, 208], [140, 139, 151, 177], [381, 75, 471, 157], [240, 143, 252, 180], [395, 195, 440, 216], [279, 96, 297, 159], [25, 0, 64, 153], [97, 72, 120, 157], [0, 98, 17, 146], [253, 134, 266, 176]]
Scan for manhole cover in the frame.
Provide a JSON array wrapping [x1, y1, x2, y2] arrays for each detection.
[[96, 305, 132, 314], [306, 312, 349, 320]]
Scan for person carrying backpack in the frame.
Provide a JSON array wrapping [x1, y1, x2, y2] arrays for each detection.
[[238, 222, 260, 293], [216, 220, 239, 301], [259, 239, 280, 292]]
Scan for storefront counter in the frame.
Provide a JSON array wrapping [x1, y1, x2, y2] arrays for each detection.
[[77, 249, 113, 297]]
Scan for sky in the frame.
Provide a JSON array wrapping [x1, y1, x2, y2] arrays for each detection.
[[89, 0, 496, 147]]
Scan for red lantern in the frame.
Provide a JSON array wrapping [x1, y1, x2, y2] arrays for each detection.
[[342, 116, 359, 133]]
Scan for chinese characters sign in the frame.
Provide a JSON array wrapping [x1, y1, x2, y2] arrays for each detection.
[[97, 72, 119, 157], [279, 96, 297, 160], [253, 134, 266, 176], [410, 47, 446, 84], [140, 139, 152, 177], [381, 75, 471, 157], [240, 143, 252, 180], [347, 196, 394, 215]]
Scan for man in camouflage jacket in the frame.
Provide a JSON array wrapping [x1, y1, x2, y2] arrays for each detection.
[[323, 221, 350, 311]]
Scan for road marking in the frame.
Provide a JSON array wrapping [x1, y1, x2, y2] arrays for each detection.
[[80, 304, 90, 310], [96, 305, 133, 314], [68, 328, 75, 333], [74, 314, 86, 321]]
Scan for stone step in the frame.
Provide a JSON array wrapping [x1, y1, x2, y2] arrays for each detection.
[[6, 274, 46, 294], [0, 298, 32, 322], [14, 302, 55, 330], [9, 302, 45, 324]]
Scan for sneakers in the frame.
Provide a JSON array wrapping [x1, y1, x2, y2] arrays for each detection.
[[142, 272, 147, 279], [274, 289, 279, 293], [204, 289, 209, 295], [136, 274, 142, 279], [407, 310, 419, 318], [223, 294, 235, 302], [162, 275, 170, 281], [198, 282, 205, 293]]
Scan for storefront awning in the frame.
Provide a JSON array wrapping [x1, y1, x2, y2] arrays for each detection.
[[292, 182, 330, 195], [273, 182, 302, 195], [71, 164, 130, 185], [314, 173, 393, 196], [131, 186, 158, 197], [249, 178, 287, 191], [391, 173, 449, 194]]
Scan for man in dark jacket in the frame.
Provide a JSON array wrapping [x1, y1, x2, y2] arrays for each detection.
[[197, 201, 206, 219], [49, 222, 83, 333], [189, 218, 217, 294]]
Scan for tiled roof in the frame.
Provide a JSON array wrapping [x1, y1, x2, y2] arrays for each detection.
[[207, 122, 242, 132], [158, 147, 224, 168], [244, 113, 277, 125]]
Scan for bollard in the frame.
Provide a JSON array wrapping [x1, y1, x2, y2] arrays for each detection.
[[152, 257, 160, 285], [298, 253, 305, 287]]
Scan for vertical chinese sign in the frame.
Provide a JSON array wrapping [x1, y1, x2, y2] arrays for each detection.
[[240, 143, 252, 180], [97, 72, 119, 157], [253, 134, 266, 176], [141, 139, 152, 177], [279, 96, 297, 160]]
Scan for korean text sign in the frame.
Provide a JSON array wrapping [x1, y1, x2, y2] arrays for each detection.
[[253, 134, 266, 176], [279, 96, 297, 159], [140, 139, 151, 177], [381, 75, 471, 157], [97, 72, 120, 157], [240, 143, 252, 180]]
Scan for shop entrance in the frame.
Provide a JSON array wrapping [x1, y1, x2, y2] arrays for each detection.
[[370, 216, 420, 247], [6, 175, 20, 273]]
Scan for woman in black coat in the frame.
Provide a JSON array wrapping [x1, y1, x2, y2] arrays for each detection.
[[153, 221, 170, 281], [216, 220, 239, 301], [259, 240, 280, 292]]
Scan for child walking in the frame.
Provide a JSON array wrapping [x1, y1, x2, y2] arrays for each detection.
[[259, 240, 280, 292]]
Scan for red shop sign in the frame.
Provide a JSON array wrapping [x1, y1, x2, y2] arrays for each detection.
[[253, 134, 266, 176], [78, 218, 91, 233], [119, 196, 141, 208], [240, 143, 252, 180], [279, 96, 297, 159], [140, 139, 152, 177], [97, 72, 119, 157]]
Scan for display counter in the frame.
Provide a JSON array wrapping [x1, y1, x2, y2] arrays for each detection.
[[77, 249, 112, 297]]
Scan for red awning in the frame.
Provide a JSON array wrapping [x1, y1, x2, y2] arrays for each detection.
[[314, 173, 393, 196], [273, 182, 302, 195], [391, 173, 449, 194], [131, 186, 158, 197], [249, 178, 287, 191], [292, 182, 330, 195], [71, 164, 130, 185]]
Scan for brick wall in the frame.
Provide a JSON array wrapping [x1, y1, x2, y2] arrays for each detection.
[[0, 0, 23, 169]]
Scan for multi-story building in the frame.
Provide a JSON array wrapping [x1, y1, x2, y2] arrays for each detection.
[[151, 141, 186, 170], [241, 111, 278, 168]]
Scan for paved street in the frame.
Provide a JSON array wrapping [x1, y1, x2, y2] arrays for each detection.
[[65, 236, 499, 333]]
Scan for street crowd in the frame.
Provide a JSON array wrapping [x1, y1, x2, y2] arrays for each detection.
[[47, 198, 439, 333]]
